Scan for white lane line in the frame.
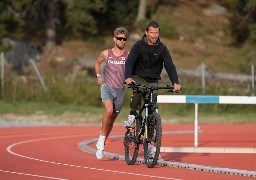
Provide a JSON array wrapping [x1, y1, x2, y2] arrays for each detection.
[[1, 134, 52, 139], [0, 132, 91, 139], [161, 147, 256, 153], [6, 134, 181, 180], [0, 169, 68, 180]]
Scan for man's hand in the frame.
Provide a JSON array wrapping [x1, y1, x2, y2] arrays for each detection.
[[97, 76, 103, 85], [173, 83, 181, 91], [125, 78, 135, 85]]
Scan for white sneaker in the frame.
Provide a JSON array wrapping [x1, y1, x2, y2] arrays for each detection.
[[147, 143, 155, 158], [124, 115, 135, 128], [96, 134, 105, 159], [147, 143, 163, 160], [158, 154, 163, 161]]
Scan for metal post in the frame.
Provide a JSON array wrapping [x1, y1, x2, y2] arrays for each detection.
[[252, 65, 254, 96], [194, 103, 198, 147], [1, 52, 4, 96], [29, 59, 47, 92], [201, 63, 205, 94]]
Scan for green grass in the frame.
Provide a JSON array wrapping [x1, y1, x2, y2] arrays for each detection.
[[0, 100, 255, 125], [158, 103, 256, 124], [0, 101, 95, 115]]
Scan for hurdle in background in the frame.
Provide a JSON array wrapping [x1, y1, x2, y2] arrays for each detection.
[[157, 95, 256, 147]]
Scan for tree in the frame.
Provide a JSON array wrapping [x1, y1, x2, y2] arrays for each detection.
[[135, 0, 147, 25], [66, 0, 138, 37], [230, 0, 256, 44], [0, 0, 60, 53], [0, 0, 31, 51], [246, 0, 256, 22], [0, 0, 139, 53], [23, 0, 59, 53], [66, 0, 108, 37], [45, 0, 58, 53]]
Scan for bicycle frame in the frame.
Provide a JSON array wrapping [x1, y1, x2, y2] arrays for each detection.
[[124, 83, 175, 167], [132, 84, 172, 143], [138, 88, 156, 142]]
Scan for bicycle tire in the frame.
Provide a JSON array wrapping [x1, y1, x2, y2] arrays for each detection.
[[124, 116, 141, 165], [143, 112, 162, 168]]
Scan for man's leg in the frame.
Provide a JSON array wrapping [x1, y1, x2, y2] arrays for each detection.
[[130, 90, 143, 114], [101, 99, 114, 136], [105, 113, 118, 140], [130, 75, 147, 115], [96, 98, 113, 159], [124, 76, 145, 127], [105, 87, 124, 139]]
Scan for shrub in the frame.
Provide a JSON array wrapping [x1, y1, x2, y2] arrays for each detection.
[[249, 24, 256, 44], [158, 19, 179, 39]]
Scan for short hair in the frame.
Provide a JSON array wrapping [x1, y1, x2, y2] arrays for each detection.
[[146, 21, 160, 32], [113, 27, 128, 37]]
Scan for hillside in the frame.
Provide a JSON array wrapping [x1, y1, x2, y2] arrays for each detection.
[[1, 1, 255, 125], [41, 0, 255, 79]]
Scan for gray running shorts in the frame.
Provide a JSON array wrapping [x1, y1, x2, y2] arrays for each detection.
[[101, 83, 125, 114]]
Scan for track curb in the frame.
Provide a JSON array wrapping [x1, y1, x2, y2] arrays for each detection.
[[78, 133, 256, 178]]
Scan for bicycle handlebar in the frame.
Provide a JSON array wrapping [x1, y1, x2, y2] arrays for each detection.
[[126, 82, 175, 92]]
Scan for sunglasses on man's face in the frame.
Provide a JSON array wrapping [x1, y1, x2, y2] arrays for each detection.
[[115, 37, 127, 41]]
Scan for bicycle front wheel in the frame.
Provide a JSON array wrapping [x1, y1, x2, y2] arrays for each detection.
[[123, 116, 141, 165], [144, 112, 162, 168]]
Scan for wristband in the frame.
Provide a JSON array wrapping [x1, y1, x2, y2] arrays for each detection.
[[96, 74, 101, 78]]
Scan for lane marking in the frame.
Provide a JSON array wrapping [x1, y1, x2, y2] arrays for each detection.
[[0, 133, 71, 139], [0, 169, 68, 180], [79, 134, 256, 178], [0, 131, 92, 139], [6, 134, 181, 180], [161, 147, 256, 153], [5, 129, 256, 178]]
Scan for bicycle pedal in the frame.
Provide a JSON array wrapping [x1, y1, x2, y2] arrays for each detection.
[[136, 139, 143, 144], [125, 127, 134, 130]]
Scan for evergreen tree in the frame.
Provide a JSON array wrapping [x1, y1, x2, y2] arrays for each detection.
[[66, 0, 138, 37], [0, 0, 138, 52], [230, 0, 256, 44], [0, 0, 32, 51]]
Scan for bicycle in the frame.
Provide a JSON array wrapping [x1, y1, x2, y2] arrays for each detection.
[[123, 82, 175, 168]]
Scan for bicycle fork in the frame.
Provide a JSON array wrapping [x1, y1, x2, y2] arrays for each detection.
[[145, 90, 159, 141], [144, 103, 149, 141]]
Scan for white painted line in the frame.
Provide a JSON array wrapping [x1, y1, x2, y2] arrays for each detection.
[[6, 134, 181, 180], [0, 133, 75, 139], [160, 147, 256, 154], [0, 169, 68, 180]]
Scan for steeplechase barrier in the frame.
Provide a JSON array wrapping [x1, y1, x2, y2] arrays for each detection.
[[157, 95, 256, 147]]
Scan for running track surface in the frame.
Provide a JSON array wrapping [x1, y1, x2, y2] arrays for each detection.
[[0, 123, 255, 180]]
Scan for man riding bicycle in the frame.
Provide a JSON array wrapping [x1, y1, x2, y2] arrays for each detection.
[[124, 20, 181, 127]]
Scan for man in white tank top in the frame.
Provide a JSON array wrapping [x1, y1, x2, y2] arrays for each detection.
[[94, 27, 129, 159]]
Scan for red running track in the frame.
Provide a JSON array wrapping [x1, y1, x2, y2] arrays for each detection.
[[0, 123, 255, 180]]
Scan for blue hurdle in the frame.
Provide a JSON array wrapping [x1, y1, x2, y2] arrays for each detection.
[[157, 95, 256, 147]]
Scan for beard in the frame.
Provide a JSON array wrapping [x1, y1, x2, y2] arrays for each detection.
[[149, 37, 157, 44], [116, 43, 125, 50]]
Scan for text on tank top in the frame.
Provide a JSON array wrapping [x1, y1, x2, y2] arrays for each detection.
[[104, 49, 128, 88]]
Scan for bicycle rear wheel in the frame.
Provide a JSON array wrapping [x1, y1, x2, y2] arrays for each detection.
[[144, 112, 162, 168], [123, 116, 141, 165]]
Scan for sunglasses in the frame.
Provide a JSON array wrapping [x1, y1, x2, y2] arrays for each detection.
[[115, 37, 127, 41]]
